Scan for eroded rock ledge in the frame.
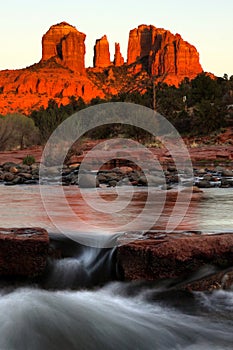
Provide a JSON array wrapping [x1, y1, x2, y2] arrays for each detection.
[[0, 228, 232, 292], [0, 228, 49, 277], [117, 232, 233, 290]]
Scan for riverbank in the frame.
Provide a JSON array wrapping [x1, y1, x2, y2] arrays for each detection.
[[0, 138, 233, 167], [1, 158, 233, 189], [0, 140, 233, 188]]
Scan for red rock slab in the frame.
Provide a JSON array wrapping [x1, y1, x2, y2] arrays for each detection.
[[0, 228, 49, 277], [117, 232, 233, 282]]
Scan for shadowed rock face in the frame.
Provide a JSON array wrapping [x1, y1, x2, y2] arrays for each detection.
[[0, 228, 49, 277], [93, 35, 111, 68], [42, 22, 86, 73], [127, 25, 203, 85], [117, 232, 233, 283]]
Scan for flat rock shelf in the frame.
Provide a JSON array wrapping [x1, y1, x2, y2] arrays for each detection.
[[117, 232, 233, 290], [0, 228, 49, 277]]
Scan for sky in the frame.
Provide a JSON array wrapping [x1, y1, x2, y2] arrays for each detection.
[[0, 0, 233, 77]]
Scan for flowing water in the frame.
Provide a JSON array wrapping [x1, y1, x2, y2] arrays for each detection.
[[0, 185, 233, 349], [1, 185, 233, 234]]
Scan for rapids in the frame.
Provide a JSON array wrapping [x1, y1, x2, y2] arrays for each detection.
[[0, 185, 233, 349]]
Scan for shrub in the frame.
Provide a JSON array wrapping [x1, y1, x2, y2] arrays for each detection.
[[23, 155, 36, 166]]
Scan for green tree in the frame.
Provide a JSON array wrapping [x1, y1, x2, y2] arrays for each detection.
[[31, 100, 69, 143], [0, 114, 39, 150], [190, 73, 222, 104], [192, 100, 225, 135]]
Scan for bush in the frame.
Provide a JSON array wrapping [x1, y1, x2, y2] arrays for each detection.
[[0, 114, 40, 150], [23, 155, 36, 166]]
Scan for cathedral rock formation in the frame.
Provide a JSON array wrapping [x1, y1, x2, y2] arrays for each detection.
[[42, 22, 86, 73], [127, 25, 203, 84], [114, 43, 124, 66], [0, 22, 205, 114], [93, 35, 111, 68]]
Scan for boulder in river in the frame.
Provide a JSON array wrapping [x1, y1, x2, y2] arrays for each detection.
[[0, 228, 49, 277], [117, 232, 233, 284], [79, 174, 100, 188]]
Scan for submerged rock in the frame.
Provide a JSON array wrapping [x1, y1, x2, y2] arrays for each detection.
[[0, 228, 49, 277], [78, 174, 100, 188]]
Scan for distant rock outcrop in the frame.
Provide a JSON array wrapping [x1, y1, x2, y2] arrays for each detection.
[[42, 22, 86, 73], [93, 35, 111, 68], [0, 21, 205, 114], [114, 43, 124, 66], [127, 25, 203, 85]]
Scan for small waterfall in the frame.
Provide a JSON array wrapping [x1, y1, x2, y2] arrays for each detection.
[[0, 238, 232, 350], [41, 235, 119, 290]]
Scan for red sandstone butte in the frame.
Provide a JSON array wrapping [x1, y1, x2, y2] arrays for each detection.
[[117, 232, 233, 281], [42, 22, 86, 73], [93, 35, 111, 68], [0, 22, 204, 114], [0, 228, 49, 277], [127, 25, 203, 85], [0, 64, 105, 114], [114, 43, 124, 66]]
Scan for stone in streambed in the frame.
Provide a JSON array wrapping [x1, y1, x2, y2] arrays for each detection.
[[18, 172, 33, 179], [182, 186, 203, 194], [9, 166, 19, 174], [2, 162, 19, 172], [79, 174, 99, 188], [107, 180, 118, 187], [221, 178, 233, 187], [3, 172, 15, 182], [196, 180, 211, 188], [181, 267, 233, 292], [138, 174, 164, 186]]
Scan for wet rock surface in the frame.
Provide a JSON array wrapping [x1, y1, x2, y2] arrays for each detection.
[[0, 162, 40, 186], [2, 158, 233, 190], [0, 228, 49, 277], [117, 232, 233, 289]]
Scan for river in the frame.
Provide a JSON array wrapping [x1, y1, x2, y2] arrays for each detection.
[[0, 185, 232, 349]]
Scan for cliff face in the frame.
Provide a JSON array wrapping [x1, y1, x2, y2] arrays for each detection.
[[127, 25, 203, 84], [42, 22, 86, 73], [127, 25, 153, 65], [93, 35, 111, 68], [0, 22, 204, 114], [114, 43, 124, 66], [0, 64, 105, 115]]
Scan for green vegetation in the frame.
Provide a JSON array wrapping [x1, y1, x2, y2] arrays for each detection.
[[30, 97, 86, 143], [155, 73, 233, 135], [1, 72, 233, 151], [29, 73, 233, 143], [23, 155, 36, 166], [0, 114, 39, 151]]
